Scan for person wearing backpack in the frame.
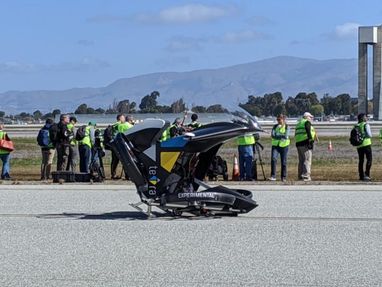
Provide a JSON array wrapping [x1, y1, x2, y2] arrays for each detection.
[[355, 113, 372, 181], [269, 114, 290, 182], [0, 122, 12, 180], [77, 121, 96, 173], [295, 112, 317, 182], [66, 116, 78, 172], [110, 114, 134, 179], [37, 118, 56, 180], [56, 114, 71, 171]]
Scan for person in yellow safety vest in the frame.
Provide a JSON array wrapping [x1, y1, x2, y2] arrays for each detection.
[[237, 133, 255, 181], [78, 121, 96, 173], [111, 114, 134, 179], [66, 116, 78, 172], [356, 113, 372, 181], [0, 122, 12, 180], [269, 114, 290, 182], [295, 112, 317, 182], [160, 118, 184, 141]]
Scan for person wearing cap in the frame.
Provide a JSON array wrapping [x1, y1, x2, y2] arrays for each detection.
[[269, 114, 290, 182], [78, 121, 96, 173], [66, 116, 78, 172], [356, 113, 372, 181], [295, 112, 317, 181]]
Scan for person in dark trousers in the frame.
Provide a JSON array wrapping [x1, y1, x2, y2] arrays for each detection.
[[0, 122, 12, 180], [66, 116, 77, 172], [39, 118, 56, 180], [56, 114, 71, 171], [295, 112, 317, 181], [355, 113, 372, 181], [269, 114, 290, 182], [78, 122, 96, 173], [111, 114, 133, 179]]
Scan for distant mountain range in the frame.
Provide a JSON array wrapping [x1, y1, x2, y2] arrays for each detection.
[[0, 56, 358, 113]]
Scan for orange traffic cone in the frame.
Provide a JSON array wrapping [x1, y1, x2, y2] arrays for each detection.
[[328, 140, 333, 151], [232, 154, 240, 181]]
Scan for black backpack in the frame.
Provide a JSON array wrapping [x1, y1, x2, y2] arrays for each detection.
[[103, 125, 114, 150], [349, 125, 364, 146], [75, 125, 87, 141]]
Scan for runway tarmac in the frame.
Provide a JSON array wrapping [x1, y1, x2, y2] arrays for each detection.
[[1, 184, 381, 286]]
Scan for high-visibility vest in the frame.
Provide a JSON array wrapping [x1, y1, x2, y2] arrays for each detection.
[[188, 121, 202, 129], [78, 126, 92, 148], [295, 119, 316, 143], [237, 134, 255, 146], [161, 124, 176, 142], [0, 130, 10, 154], [357, 122, 371, 148], [271, 124, 290, 147], [67, 123, 77, 146]]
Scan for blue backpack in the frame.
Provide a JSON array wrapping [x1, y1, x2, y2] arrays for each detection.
[[37, 125, 51, 147]]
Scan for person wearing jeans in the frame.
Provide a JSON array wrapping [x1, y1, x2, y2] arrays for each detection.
[[270, 114, 290, 181], [0, 123, 11, 180], [237, 133, 255, 181]]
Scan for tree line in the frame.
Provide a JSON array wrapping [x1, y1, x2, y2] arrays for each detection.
[[239, 92, 365, 117], [0, 90, 371, 122]]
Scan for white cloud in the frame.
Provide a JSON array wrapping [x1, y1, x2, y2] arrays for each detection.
[[335, 22, 360, 38], [137, 4, 236, 24]]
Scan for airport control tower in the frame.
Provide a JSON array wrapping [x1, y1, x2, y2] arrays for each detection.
[[358, 25, 382, 120]]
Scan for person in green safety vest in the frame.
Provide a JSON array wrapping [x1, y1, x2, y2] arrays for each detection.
[[295, 112, 317, 181], [160, 118, 185, 142], [0, 122, 12, 180], [269, 114, 290, 182], [78, 121, 96, 173], [111, 114, 134, 179], [237, 132, 255, 181], [356, 113, 372, 181], [66, 116, 78, 172]]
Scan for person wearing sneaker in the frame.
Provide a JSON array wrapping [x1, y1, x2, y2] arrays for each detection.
[[270, 114, 290, 182], [295, 112, 317, 181], [355, 113, 372, 181]]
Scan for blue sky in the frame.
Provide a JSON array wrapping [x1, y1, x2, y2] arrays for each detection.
[[0, 0, 381, 92]]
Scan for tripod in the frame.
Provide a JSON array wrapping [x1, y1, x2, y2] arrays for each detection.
[[253, 141, 266, 181]]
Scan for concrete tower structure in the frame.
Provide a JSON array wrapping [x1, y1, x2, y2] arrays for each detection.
[[358, 25, 382, 119]]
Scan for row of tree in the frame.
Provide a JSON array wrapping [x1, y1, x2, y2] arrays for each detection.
[[0, 91, 371, 122], [73, 91, 228, 115], [239, 92, 362, 117]]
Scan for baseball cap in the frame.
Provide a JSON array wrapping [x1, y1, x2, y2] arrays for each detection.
[[303, 112, 314, 118]]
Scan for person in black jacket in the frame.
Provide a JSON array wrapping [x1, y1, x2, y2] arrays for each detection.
[[55, 114, 71, 171]]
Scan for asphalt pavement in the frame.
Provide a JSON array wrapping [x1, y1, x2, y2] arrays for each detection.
[[0, 184, 381, 287]]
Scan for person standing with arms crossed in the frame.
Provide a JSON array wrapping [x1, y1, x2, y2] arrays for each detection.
[[295, 112, 317, 181]]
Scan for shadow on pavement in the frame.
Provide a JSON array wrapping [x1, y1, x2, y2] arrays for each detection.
[[36, 211, 220, 221]]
